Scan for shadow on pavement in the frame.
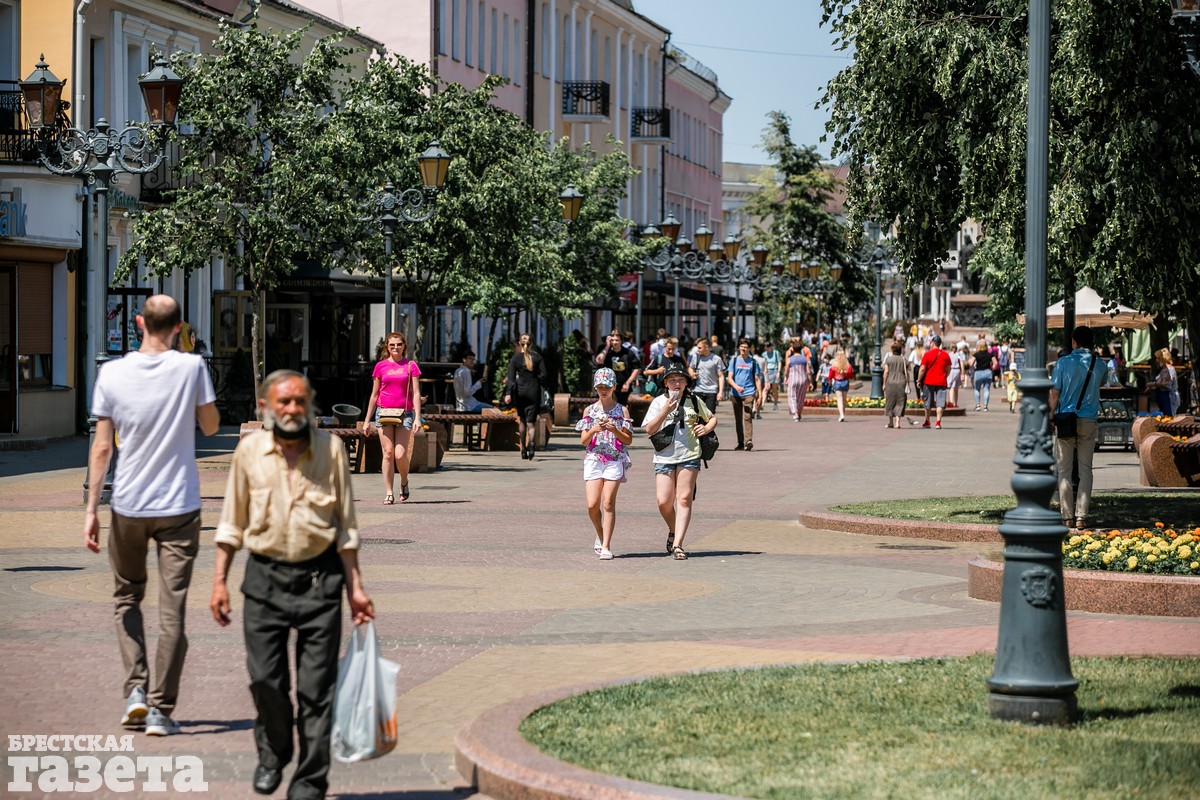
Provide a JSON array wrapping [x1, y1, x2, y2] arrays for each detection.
[[617, 550, 763, 560], [332, 792, 477, 800], [184, 718, 254, 734]]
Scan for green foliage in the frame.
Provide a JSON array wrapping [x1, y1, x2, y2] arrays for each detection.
[[743, 112, 866, 333], [489, 337, 514, 403], [821, 0, 1200, 345]]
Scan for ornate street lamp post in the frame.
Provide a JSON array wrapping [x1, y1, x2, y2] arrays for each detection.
[[23, 54, 183, 502], [376, 141, 451, 335], [988, 0, 1077, 725], [869, 247, 887, 400]]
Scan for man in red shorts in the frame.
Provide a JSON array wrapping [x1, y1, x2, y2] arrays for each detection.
[[918, 335, 952, 429]]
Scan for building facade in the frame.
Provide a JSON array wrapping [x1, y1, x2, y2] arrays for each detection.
[[3, 0, 374, 436]]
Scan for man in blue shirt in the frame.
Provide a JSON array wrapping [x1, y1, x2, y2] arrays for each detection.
[[1050, 325, 1102, 530], [724, 338, 764, 451]]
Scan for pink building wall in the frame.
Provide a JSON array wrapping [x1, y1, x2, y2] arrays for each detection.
[[664, 58, 730, 240]]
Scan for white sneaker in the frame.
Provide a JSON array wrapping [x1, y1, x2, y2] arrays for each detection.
[[121, 687, 148, 728], [598, 548, 614, 560], [144, 708, 180, 736], [593, 537, 602, 554]]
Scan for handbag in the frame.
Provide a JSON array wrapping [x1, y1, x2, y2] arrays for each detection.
[[690, 395, 719, 461], [1051, 355, 1097, 438], [649, 401, 681, 452], [376, 407, 406, 426]]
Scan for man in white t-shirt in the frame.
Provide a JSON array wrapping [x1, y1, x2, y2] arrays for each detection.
[[85, 295, 220, 737]]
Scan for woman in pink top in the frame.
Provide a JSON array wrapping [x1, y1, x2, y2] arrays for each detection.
[[364, 331, 422, 504]]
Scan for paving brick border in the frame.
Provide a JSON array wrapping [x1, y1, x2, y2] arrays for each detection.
[[793, 406, 967, 417], [455, 681, 739, 800], [800, 509, 1002, 542], [967, 557, 1200, 618]]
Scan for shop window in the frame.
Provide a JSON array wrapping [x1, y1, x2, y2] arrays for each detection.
[[213, 291, 255, 355], [17, 263, 52, 386]]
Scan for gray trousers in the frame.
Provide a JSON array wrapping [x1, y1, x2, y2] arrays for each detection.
[[109, 510, 201, 716], [242, 548, 344, 800]]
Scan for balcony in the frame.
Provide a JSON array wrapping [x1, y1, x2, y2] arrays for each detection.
[[631, 107, 671, 144], [0, 81, 38, 163], [562, 81, 610, 121]]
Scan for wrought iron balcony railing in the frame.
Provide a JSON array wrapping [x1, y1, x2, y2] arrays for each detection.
[[0, 81, 37, 163], [562, 81, 610, 120], [631, 107, 671, 142]]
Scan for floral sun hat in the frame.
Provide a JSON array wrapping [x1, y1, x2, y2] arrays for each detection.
[[593, 367, 617, 388]]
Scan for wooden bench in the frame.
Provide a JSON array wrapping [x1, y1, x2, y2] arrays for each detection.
[[1137, 414, 1200, 487], [422, 412, 520, 451]]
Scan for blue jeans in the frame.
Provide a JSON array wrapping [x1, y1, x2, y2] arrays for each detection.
[[973, 371, 992, 407]]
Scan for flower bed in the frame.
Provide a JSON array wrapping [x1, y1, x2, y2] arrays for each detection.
[[1064, 524, 1199, 576], [802, 397, 927, 409]]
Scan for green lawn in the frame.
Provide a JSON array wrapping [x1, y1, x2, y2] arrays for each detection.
[[520, 655, 1199, 800], [831, 492, 1198, 530]]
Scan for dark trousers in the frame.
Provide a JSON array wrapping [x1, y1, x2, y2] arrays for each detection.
[[694, 392, 717, 414], [730, 394, 754, 447], [243, 549, 344, 800]]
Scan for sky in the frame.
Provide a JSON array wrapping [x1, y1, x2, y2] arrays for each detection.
[[633, 0, 851, 166]]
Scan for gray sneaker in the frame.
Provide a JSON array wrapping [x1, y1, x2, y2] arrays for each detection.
[[144, 708, 181, 736], [121, 687, 148, 728]]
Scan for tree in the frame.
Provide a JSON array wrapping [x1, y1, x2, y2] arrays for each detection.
[[743, 111, 861, 335], [821, 0, 1200, 351], [120, 20, 374, 393]]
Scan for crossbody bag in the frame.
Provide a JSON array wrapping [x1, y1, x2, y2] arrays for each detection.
[[1051, 355, 1096, 438]]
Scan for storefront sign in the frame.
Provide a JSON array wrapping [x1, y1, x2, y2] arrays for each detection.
[[0, 189, 28, 238]]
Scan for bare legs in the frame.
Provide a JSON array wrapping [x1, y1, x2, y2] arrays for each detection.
[[584, 479, 621, 551], [377, 424, 412, 498], [835, 389, 848, 421], [656, 467, 698, 551]]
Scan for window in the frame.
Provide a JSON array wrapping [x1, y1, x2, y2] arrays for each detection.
[[90, 38, 107, 125], [0, 1, 16, 83], [561, 14, 570, 80], [451, 0, 460, 61], [540, 4, 549, 77], [513, 21, 521, 86], [466, 0, 473, 66], [590, 31, 597, 79], [477, 2, 485, 69], [437, 0, 446, 55], [502, 13, 509, 78], [490, 9, 498, 74], [16, 263, 53, 387]]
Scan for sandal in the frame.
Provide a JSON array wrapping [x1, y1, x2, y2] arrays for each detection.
[[672, 546, 688, 560], [400, 483, 410, 502], [665, 531, 675, 554], [383, 494, 395, 505]]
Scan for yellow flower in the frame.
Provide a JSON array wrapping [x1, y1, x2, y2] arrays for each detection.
[[1068, 535, 1082, 546], [1191, 562, 1199, 571], [1180, 546, 1192, 560], [1147, 555, 1158, 563], [1128, 556, 1138, 569], [1102, 554, 1113, 565], [1068, 551, 1080, 559]]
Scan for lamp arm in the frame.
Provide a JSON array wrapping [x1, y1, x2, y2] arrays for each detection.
[[395, 187, 438, 223]]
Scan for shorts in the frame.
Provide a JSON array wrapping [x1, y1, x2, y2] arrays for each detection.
[[923, 385, 947, 409], [832, 378, 850, 392], [654, 458, 701, 475], [584, 457, 628, 483], [947, 370, 961, 389], [376, 409, 417, 430]]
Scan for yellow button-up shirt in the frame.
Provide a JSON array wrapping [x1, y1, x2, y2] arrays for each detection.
[[216, 429, 359, 562]]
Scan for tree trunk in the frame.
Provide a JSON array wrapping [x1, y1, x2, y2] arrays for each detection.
[[485, 315, 500, 364], [250, 284, 264, 399]]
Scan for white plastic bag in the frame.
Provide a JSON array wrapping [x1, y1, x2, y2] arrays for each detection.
[[330, 620, 400, 763]]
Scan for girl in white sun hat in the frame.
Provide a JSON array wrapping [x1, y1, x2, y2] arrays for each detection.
[[576, 368, 633, 560]]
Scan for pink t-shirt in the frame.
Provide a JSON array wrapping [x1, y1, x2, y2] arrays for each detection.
[[373, 358, 421, 409]]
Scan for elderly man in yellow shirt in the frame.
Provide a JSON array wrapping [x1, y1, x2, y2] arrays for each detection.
[[210, 370, 373, 799]]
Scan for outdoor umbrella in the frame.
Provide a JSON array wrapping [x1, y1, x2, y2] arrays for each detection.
[[1019, 286, 1155, 329]]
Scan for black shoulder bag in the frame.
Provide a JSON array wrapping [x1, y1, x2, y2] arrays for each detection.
[[691, 395, 719, 463], [648, 400, 680, 452], [1051, 355, 1096, 439]]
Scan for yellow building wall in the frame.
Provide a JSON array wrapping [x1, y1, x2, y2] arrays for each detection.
[[21, 0, 74, 83]]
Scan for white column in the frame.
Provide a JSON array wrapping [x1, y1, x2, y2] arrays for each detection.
[[583, 8, 593, 143], [613, 27, 623, 216]]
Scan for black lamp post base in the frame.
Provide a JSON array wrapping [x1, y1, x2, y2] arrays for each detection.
[[987, 692, 1077, 725]]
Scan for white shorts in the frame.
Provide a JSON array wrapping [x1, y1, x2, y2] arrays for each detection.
[[583, 457, 627, 483]]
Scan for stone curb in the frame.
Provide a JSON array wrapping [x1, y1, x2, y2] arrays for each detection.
[[967, 557, 1200, 618], [793, 406, 967, 417], [455, 681, 741, 800], [800, 509, 1002, 543]]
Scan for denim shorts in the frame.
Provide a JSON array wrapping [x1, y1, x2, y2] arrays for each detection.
[[376, 409, 417, 430], [654, 458, 701, 475]]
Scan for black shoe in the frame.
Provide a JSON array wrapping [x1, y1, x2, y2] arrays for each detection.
[[253, 765, 282, 795], [734, 444, 745, 451]]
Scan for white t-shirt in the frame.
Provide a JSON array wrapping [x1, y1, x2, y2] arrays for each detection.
[[646, 392, 712, 464], [92, 350, 217, 518]]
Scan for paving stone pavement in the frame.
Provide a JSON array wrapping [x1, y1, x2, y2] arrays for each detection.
[[1, 401, 1197, 799]]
